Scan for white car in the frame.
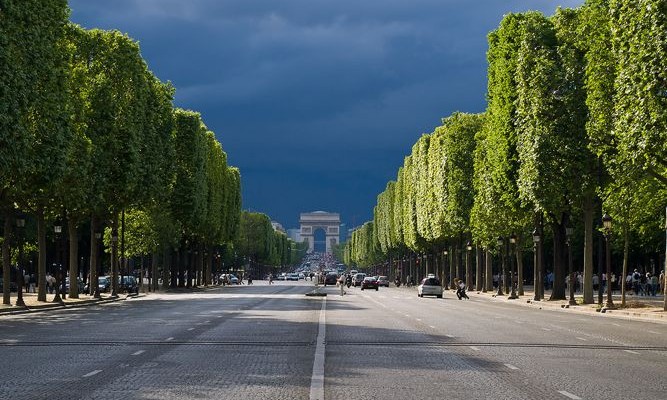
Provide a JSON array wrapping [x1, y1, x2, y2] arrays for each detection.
[[418, 276, 442, 298]]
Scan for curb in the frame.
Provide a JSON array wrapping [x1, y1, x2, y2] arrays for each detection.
[[0, 293, 143, 316]]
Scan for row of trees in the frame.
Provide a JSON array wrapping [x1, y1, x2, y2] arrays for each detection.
[[345, 0, 667, 308], [0, 1, 301, 305]]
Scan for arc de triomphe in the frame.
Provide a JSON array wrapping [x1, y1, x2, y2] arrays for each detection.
[[300, 211, 340, 254]]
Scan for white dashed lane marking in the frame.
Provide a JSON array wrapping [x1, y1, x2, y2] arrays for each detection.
[[575, 337, 587, 341], [82, 370, 102, 378], [541, 328, 551, 331], [469, 346, 480, 351], [165, 337, 174, 342], [558, 390, 582, 399], [504, 363, 519, 370], [624, 350, 640, 355], [187, 328, 195, 331], [131, 350, 145, 356]]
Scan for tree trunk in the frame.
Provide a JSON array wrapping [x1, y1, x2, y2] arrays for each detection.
[[151, 250, 159, 292], [2, 209, 12, 305], [68, 218, 79, 298], [110, 214, 119, 296], [449, 246, 456, 289], [89, 215, 99, 298], [621, 225, 629, 307], [485, 248, 492, 292], [36, 209, 47, 302], [475, 245, 482, 292], [516, 237, 524, 296], [549, 217, 567, 300], [582, 194, 595, 304]]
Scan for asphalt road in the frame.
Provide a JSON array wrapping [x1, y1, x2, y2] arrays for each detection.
[[0, 280, 665, 400]]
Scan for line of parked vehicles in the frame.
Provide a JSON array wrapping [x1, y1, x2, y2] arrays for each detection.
[[323, 270, 446, 298]]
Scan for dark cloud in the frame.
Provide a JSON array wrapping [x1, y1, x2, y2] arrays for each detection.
[[69, 0, 584, 230]]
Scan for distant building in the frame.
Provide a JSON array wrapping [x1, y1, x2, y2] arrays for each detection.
[[271, 221, 286, 233], [287, 228, 302, 243]]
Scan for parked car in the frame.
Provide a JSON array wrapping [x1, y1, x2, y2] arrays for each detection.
[[64, 277, 86, 294], [118, 275, 139, 294], [377, 276, 390, 287], [0, 278, 18, 292], [361, 276, 379, 291], [324, 273, 338, 286], [352, 273, 366, 287], [418, 276, 442, 298], [287, 273, 300, 281], [84, 276, 111, 294]]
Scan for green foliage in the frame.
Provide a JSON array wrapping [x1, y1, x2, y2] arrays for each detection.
[[610, 0, 667, 185]]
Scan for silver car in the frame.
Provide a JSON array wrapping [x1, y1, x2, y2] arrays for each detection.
[[418, 276, 442, 298]]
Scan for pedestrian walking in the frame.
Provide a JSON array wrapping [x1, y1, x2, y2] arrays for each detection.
[[338, 276, 346, 296], [29, 274, 36, 293]]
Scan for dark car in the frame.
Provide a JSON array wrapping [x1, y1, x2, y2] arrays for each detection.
[[361, 276, 379, 291], [84, 276, 111, 294], [0, 278, 18, 292], [353, 273, 366, 287], [324, 273, 338, 286], [118, 275, 139, 294]]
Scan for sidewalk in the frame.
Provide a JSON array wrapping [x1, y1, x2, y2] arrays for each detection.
[[0, 291, 136, 315], [470, 285, 666, 324]]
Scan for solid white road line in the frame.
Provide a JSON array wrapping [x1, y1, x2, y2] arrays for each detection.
[[624, 350, 640, 355], [131, 350, 145, 356], [82, 370, 102, 378], [165, 337, 174, 342], [557, 390, 582, 399], [504, 363, 519, 370], [310, 298, 326, 400], [469, 346, 480, 351]]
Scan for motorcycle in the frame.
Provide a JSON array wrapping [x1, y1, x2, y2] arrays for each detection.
[[345, 276, 352, 288], [394, 278, 401, 287]]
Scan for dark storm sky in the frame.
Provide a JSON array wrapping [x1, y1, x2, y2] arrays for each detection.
[[68, 0, 583, 231]]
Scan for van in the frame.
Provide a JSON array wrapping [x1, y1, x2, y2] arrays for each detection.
[[353, 273, 366, 287]]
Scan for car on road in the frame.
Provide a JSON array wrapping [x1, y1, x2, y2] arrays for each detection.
[[377, 276, 390, 287], [352, 273, 366, 287], [228, 274, 239, 284], [360, 276, 379, 291], [418, 276, 442, 298], [324, 273, 338, 286], [287, 273, 300, 281]]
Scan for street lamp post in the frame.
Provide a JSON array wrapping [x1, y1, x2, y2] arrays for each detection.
[[465, 242, 472, 290], [443, 249, 449, 289], [602, 213, 615, 309], [508, 234, 518, 299], [93, 231, 102, 299], [496, 237, 504, 296], [15, 214, 26, 307], [110, 233, 119, 297], [532, 229, 541, 301], [52, 222, 64, 304], [566, 226, 576, 306]]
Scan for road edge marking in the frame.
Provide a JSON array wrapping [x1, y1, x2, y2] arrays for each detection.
[[310, 297, 326, 400]]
